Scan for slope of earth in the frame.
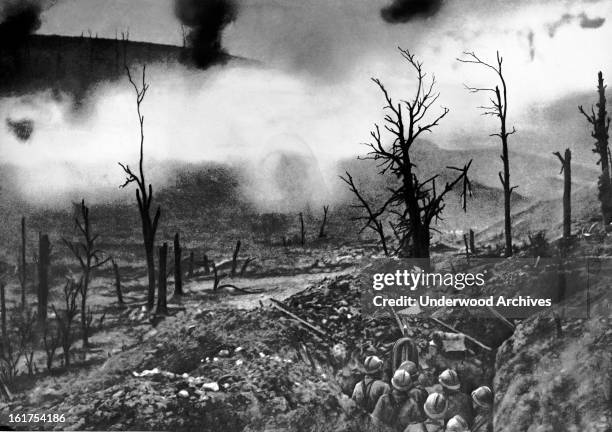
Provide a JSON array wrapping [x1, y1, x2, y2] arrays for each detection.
[[489, 229, 612, 432], [477, 184, 601, 244], [494, 286, 611, 432]]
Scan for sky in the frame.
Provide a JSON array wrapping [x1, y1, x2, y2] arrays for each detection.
[[1, 0, 611, 206]]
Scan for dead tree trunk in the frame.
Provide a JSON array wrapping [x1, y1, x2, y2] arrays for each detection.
[[173, 233, 184, 295], [343, 50, 471, 262], [37, 233, 50, 323], [119, 66, 161, 311], [318, 205, 329, 238], [53, 280, 78, 368], [188, 251, 194, 278], [19, 217, 26, 308], [579, 72, 611, 224], [1, 283, 7, 347], [469, 229, 476, 253], [111, 259, 124, 306], [554, 149, 572, 241], [463, 234, 470, 262], [231, 240, 241, 277], [341, 172, 389, 256], [203, 254, 210, 275], [156, 243, 168, 316], [460, 51, 517, 257], [299, 213, 305, 246]]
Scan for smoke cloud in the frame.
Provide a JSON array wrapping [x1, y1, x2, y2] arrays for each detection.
[[174, 0, 238, 68], [381, 0, 443, 24], [0, 0, 43, 49]]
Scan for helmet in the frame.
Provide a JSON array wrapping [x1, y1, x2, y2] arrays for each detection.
[[438, 369, 461, 390], [424, 392, 447, 419], [471, 386, 493, 408], [398, 360, 418, 378], [363, 356, 383, 375], [446, 415, 469, 432], [391, 369, 412, 391]]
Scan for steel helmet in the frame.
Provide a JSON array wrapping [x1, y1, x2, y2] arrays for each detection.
[[391, 369, 413, 391], [471, 386, 493, 407], [424, 392, 447, 419], [446, 415, 469, 432], [438, 368, 461, 390], [398, 360, 418, 378], [363, 355, 383, 375]]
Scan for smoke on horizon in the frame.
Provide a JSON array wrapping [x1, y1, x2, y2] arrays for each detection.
[[380, 0, 443, 24], [174, 0, 238, 68], [0, 0, 43, 49]]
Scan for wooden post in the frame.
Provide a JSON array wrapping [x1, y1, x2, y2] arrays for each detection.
[[156, 243, 168, 316], [299, 213, 305, 246], [173, 233, 184, 295], [19, 217, 26, 308], [38, 233, 50, 323], [231, 240, 241, 277], [111, 259, 123, 305], [188, 251, 194, 278]]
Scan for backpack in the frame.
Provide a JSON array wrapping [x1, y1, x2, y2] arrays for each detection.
[[359, 378, 376, 412]]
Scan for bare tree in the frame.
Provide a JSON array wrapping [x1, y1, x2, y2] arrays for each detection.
[[119, 65, 161, 311], [340, 172, 389, 256], [342, 48, 471, 260], [63, 199, 109, 347], [18, 217, 26, 309], [579, 72, 611, 224], [52, 279, 79, 368], [37, 233, 51, 323], [459, 51, 516, 257]]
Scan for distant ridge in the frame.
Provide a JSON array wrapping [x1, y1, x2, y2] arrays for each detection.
[[0, 34, 247, 106]]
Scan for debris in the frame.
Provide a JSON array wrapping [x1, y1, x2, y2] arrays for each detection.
[[202, 382, 219, 392], [429, 317, 492, 351]]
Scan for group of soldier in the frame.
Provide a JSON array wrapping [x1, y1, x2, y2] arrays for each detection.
[[350, 355, 493, 432]]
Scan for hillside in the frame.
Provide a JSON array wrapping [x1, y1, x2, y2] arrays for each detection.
[[0, 34, 246, 109]]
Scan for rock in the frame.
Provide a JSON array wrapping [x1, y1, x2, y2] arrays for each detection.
[[202, 382, 220, 392], [178, 390, 189, 398]]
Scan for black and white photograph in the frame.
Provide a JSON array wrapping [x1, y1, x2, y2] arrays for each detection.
[[0, 0, 610, 430]]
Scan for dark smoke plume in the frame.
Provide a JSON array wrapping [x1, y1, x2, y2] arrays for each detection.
[[174, 0, 238, 68], [381, 0, 443, 24], [0, 0, 42, 50]]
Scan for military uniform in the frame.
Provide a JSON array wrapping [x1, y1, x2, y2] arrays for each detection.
[[371, 390, 424, 431], [443, 391, 473, 426], [352, 376, 390, 413], [472, 410, 493, 432]]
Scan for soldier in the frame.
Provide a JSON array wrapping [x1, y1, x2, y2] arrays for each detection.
[[438, 369, 473, 426], [371, 369, 423, 431], [471, 386, 493, 432], [446, 415, 470, 432], [404, 392, 448, 432], [398, 360, 429, 417], [351, 355, 389, 413]]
